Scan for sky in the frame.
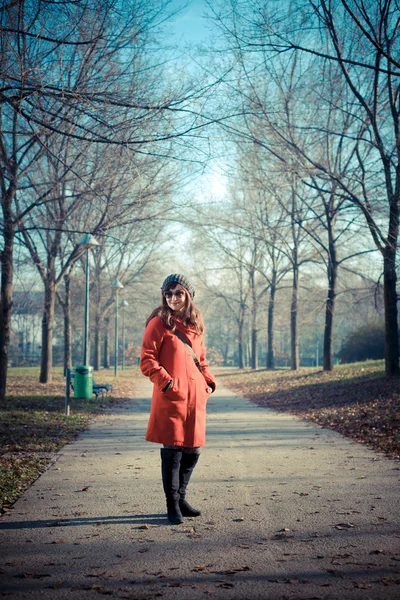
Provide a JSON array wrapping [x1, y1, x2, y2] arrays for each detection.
[[167, 1, 230, 205], [169, 0, 212, 45]]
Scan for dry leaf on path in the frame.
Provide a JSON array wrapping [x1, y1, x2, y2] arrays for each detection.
[[334, 522, 355, 530]]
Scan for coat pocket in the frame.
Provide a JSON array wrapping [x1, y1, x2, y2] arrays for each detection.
[[162, 380, 187, 402]]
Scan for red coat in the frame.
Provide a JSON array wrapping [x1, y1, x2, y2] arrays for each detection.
[[140, 316, 216, 447]]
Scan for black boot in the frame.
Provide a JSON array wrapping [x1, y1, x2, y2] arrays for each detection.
[[179, 452, 201, 517], [160, 448, 184, 525]]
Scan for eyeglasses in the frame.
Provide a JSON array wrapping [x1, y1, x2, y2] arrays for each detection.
[[164, 290, 185, 299]]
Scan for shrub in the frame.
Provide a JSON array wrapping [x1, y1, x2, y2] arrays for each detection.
[[338, 322, 385, 363]]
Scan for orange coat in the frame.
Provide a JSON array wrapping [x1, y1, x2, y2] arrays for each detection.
[[140, 316, 216, 447]]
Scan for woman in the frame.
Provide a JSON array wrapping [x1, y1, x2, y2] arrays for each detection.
[[140, 274, 216, 524]]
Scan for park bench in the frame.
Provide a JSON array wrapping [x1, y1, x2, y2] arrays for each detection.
[[65, 368, 112, 414], [92, 380, 113, 399]]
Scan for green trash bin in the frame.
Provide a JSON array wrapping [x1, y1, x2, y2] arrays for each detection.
[[74, 365, 93, 399]]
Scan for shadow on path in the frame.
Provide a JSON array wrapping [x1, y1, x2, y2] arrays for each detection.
[[0, 514, 166, 530]]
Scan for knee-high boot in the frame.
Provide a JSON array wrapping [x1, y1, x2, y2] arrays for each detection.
[[160, 448, 184, 524], [179, 452, 201, 517]]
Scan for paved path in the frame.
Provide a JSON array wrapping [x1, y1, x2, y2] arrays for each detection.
[[1, 378, 400, 599]]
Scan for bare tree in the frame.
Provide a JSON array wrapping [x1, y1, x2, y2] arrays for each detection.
[[56, 269, 74, 374], [235, 154, 304, 369], [90, 221, 164, 371], [20, 135, 174, 382], [0, 0, 217, 401], [209, 0, 399, 375]]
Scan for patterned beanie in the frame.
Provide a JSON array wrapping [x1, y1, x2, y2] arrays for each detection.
[[161, 274, 195, 299]]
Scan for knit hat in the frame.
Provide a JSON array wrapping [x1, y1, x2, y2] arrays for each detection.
[[161, 274, 195, 299]]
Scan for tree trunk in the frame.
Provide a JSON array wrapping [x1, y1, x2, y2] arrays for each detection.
[[103, 317, 110, 369], [267, 274, 276, 370], [63, 275, 72, 375], [251, 328, 258, 369], [0, 215, 15, 403], [94, 323, 101, 371], [64, 311, 72, 375], [383, 244, 399, 375], [40, 278, 56, 383], [238, 318, 244, 369], [93, 310, 103, 371], [250, 270, 258, 369], [323, 246, 337, 372], [223, 341, 229, 365], [290, 262, 299, 370]]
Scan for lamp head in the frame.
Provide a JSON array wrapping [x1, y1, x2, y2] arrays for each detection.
[[78, 233, 100, 249], [111, 279, 124, 290]]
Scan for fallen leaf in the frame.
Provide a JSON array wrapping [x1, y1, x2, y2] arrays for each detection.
[[353, 582, 371, 589], [334, 522, 355, 530], [381, 577, 400, 586]]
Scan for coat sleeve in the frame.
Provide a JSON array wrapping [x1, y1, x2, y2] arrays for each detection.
[[199, 337, 216, 392], [140, 317, 172, 391]]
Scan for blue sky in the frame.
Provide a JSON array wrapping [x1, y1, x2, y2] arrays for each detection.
[[169, 0, 211, 45]]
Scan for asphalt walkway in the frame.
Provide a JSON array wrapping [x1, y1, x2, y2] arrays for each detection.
[[1, 378, 400, 599]]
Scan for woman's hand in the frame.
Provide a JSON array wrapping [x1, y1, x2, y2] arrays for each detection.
[[162, 380, 173, 392]]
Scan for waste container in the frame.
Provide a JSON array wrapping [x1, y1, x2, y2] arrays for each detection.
[[74, 365, 93, 399]]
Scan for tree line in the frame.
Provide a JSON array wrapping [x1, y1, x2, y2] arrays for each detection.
[[1, 0, 399, 405], [194, 0, 399, 375]]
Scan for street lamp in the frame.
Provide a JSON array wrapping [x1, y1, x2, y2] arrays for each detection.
[[77, 233, 99, 365], [120, 299, 129, 370], [111, 279, 124, 376]]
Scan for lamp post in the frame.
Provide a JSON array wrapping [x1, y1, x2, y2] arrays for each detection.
[[120, 299, 129, 370], [77, 233, 99, 365], [111, 279, 124, 376]]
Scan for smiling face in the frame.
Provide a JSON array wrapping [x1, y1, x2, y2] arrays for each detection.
[[164, 284, 187, 314]]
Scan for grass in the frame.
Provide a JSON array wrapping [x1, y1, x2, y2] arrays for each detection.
[[216, 360, 400, 459], [0, 366, 141, 513]]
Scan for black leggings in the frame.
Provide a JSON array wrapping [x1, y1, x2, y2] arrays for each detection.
[[163, 445, 200, 455]]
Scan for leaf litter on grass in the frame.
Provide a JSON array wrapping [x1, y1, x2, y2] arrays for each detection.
[[217, 362, 400, 459]]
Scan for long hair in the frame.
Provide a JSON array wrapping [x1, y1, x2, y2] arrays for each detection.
[[146, 285, 204, 334]]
